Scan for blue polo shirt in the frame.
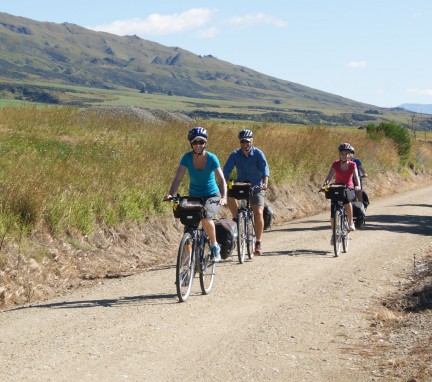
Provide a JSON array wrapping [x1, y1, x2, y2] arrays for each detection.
[[180, 151, 221, 197], [223, 146, 270, 189]]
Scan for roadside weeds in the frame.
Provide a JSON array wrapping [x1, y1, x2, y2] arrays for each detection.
[[356, 251, 432, 382]]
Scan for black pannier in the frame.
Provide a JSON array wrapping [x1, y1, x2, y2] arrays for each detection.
[[228, 182, 252, 200], [325, 184, 346, 202], [173, 197, 204, 226], [215, 218, 238, 259], [362, 190, 370, 209], [263, 203, 273, 231]]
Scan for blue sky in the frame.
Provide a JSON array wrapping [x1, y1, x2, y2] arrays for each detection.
[[2, 0, 431, 108]]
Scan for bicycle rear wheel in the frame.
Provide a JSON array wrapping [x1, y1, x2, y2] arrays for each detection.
[[246, 211, 255, 260], [333, 209, 342, 257], [199, 237, 216, 295], [342, 214, 350, 253], [176, 232, 195, 302], [237, 210, 247, 264]]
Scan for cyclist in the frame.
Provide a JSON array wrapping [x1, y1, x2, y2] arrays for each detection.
[[348, 146, 368, 203], [164, 127, 227, 262], [320, 142, 360, 242], [223, 129, 270, 255]]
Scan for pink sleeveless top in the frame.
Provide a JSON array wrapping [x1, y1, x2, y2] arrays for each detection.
[[332, 160, 357, 188]]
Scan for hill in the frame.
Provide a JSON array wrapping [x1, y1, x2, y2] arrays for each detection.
[[1, 12, 432, 128]]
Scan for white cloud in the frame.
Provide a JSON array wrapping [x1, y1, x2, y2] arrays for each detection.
[[227, 13, 287, 28], [407, 88, 432, 97], [197, 27, 219, 39], [346, 61, 368, 69], [90, 8, 215, 36]]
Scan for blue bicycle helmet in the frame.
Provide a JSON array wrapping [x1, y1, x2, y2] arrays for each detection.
[[187, 127, 208, 142], [238, 129, 253, 141]]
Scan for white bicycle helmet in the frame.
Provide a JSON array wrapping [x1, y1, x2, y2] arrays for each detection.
[[238, 129, 253, 141], [187, 127, 208, 142], [338, 142, 354, 152]]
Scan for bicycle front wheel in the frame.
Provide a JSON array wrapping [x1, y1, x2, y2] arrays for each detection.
[[176, 232, 195, 302], [333, 209, 342, 257], [246, 211, 255, 260], [237, 210, 247, 264], [199, 237, 216, 295], [342, 214, 350, 253]]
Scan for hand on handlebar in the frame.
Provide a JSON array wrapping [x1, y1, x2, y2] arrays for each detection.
[[319, 181, 329, 193], [219, 197, 227, 206]]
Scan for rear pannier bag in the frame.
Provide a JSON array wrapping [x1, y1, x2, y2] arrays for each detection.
[[173, 198, 204, 226], [215, 218, 238, 259], [263, 204, 273, 231]]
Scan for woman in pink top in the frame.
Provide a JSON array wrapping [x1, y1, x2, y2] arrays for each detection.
[[320, 143, 361, 237]]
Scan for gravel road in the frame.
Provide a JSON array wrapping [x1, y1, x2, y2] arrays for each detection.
[[1, 186, 431, 382]]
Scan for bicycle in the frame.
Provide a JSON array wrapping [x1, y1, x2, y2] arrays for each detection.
[[324, 184, 352, 257], [168, 195, 216, 302], [227, 181, 259, 264]]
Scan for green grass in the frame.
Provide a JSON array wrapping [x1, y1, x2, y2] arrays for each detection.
[[0, 105, 430, 241]]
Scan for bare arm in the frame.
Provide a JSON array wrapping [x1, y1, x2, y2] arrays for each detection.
[[352, 167, 361, 191], [320, 167, 335, 190], [163, 165, 187, 200], [359, 164, 367, 177], [214, 167, 227, 205], [261, 176, 269, 190]]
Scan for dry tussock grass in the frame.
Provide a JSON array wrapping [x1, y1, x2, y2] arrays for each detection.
[[355, 252, 432, 381]]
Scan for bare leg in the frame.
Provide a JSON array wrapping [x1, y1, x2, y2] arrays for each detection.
[[201, 219, 217, 245], [355, 190, 363, 203], [344, 202, 354, 224], [227, 196, 238, 219], [252, 204, 264, 242]]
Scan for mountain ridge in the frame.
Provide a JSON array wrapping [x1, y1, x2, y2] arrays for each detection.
[[1, 12, 432, 128]]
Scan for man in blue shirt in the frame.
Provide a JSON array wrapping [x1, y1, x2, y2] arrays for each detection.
[[223, 129, 270, 255]]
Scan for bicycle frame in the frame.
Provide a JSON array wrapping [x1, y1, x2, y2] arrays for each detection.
[[332, 200, 349, 257], [235, 186, 257, 264]]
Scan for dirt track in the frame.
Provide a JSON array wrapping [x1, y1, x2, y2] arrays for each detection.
[[1, 185, 431, 382]]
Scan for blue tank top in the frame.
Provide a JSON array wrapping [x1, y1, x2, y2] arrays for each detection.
[[180, 151, 221, 197]]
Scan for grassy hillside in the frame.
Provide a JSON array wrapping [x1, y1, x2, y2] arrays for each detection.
[[2, 12, 432, 129]]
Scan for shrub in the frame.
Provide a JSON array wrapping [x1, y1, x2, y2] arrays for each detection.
[[365, 122, 411, 165]]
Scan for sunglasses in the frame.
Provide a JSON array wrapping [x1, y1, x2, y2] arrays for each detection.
[[240, 139, 251, 143], [192, 140, 206, 145]]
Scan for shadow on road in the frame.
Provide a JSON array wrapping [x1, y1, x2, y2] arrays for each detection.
[[5, 293, 178, 312], [264, 249, 331, 257], [362, 214, 432, 235], [267, 219, 328, 233], [395, 204, 432, 208]]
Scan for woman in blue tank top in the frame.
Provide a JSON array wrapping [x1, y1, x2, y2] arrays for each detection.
[[163, 127, 227, 262]]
